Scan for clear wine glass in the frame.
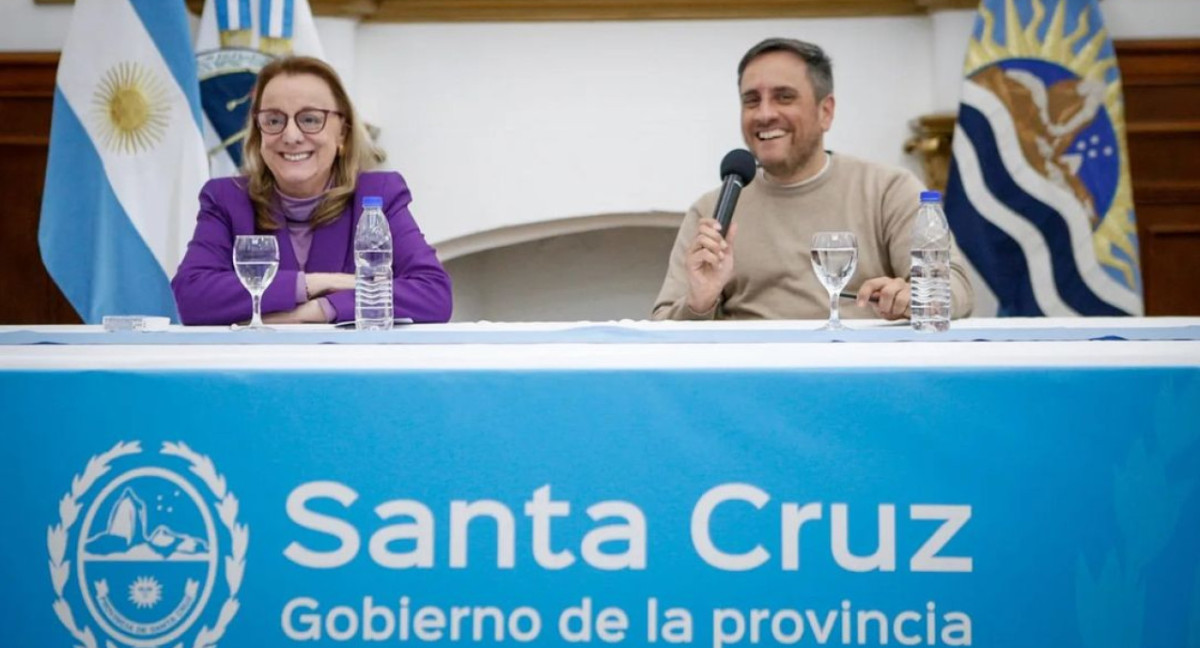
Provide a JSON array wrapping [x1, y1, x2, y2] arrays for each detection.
[[810, 231, 858, 331], [232, 235, 279, 330]]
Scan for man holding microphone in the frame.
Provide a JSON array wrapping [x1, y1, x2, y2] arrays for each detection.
[[651, 38, 974, 321]]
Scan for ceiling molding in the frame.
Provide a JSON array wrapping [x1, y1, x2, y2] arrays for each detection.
[[174, 0, 380, 17], [367, 0, 942, 23], [913, 0, 980, 11], [38, 0, 979, 22], [311, 0, 380, 18]]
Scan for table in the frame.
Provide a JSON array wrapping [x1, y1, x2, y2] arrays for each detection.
[[3, 318, 1198, 648]]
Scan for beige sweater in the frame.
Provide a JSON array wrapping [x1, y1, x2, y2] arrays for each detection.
[[652, 153, 974, 320]]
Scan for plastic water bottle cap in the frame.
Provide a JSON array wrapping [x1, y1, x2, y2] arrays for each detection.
[[362, 196, 383, 209], [920, 190, 942, 203]]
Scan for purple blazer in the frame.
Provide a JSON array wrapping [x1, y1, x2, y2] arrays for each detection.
[[171, 171, 452, 325]]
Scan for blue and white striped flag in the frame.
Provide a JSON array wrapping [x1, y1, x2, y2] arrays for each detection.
[[38, 0, 208, 323], [195, 0, 325, 178], [945, 0, 1143, 316]]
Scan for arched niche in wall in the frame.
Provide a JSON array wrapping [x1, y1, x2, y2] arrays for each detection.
[[438, 212, 683, 322]]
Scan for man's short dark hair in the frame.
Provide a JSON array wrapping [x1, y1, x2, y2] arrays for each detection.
[[737, 38, 834, 100]]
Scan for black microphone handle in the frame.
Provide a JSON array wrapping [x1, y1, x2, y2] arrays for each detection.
[[711, 175, 744, 234]]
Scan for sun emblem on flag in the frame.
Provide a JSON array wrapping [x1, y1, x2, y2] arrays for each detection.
[[92, 61, 171, 155], [964, 0, 1140, 292]]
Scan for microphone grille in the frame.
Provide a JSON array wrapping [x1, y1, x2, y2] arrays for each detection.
[[720, 149, 757, 185]]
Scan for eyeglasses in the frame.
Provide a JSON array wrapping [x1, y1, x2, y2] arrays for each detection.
[[254, 108, 344, 135]]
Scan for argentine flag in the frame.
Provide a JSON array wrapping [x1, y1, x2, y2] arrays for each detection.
[[944, 0, 1143, 316], [39, 0, 208, 323]]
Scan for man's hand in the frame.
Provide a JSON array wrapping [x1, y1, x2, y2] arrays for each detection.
[[685, 219, 738, 314], [857, 276, 911, 320]]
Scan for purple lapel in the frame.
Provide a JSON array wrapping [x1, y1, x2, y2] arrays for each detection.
[[274, 225, 300, 271], [228, 179, 303, 272]]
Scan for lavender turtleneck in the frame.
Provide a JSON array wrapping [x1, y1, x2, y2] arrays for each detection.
[[276, 189, 336, 322]]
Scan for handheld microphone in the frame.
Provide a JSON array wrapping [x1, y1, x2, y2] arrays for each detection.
[[711, 149, 757, 234]]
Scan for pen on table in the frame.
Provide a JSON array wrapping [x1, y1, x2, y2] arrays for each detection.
[[839, 291, 879, 303]]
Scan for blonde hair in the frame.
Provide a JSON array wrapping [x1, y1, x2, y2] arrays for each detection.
[[241, 56, 385, 231]]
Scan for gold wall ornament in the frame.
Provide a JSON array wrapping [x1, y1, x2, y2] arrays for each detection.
[[220, 29, 252, 49], [91, 61, 171, 155], [259, 36, 295, 57], [904, 112, 957, 193]]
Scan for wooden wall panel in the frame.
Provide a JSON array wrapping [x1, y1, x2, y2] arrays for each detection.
[[1138, 205, 1200, 315], [0, 53, 78, 324], [1126, 129, 1200, 184], [1116, 40, 1200, 315]]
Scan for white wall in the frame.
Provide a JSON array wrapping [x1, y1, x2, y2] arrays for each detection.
[[0, 0, 71, 51], [931, 10, 978, 111], [356, 17, 933, 247], [310, 17, 358, 93], [1100, 0, 1200, 39]]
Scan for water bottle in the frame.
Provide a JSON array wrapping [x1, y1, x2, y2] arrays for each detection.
[[910, 190, 952, 332], [354, 196, 393, 330]]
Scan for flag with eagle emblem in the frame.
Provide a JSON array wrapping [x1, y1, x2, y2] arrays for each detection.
[[944, 0, 1143, 316]]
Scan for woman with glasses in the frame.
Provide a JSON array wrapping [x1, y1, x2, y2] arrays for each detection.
[[172, 56, 452, 325]]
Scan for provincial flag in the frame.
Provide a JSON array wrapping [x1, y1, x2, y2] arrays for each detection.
[[38, 0, 208, 323], [195, 0, 325, 178], [944, 0, 1143, 316]]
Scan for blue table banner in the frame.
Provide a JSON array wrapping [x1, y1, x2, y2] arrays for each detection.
[[3, 363, 1199, 647]]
